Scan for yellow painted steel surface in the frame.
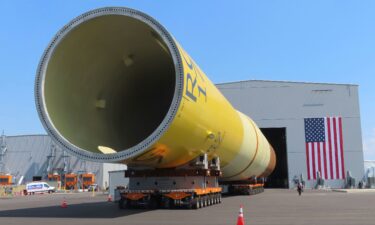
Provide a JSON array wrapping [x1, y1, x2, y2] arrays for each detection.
[[127, 43, 274, 180], [35, 7, 275, 181], [130, 45, 243, 168]]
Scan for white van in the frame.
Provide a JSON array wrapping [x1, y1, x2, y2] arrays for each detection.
[[26, 182, 55, 194]]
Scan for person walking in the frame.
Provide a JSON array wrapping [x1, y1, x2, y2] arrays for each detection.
[[297, 182, 303, 196]]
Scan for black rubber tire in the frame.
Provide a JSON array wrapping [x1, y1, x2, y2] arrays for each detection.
[[118, 198, 129, 209], [186, 200, 193, 210], [193, 199, 199, 209], [147, 197, 158, 209], [163, 198, 172, 209]]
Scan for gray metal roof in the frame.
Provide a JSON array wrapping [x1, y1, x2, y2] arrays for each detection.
[[216, 79, 358, 87]]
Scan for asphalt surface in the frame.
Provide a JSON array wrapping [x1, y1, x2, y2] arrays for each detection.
[[0, 189, 374, 225]]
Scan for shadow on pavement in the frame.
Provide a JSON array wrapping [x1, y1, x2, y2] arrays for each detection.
[[0, 201, 151, 218]]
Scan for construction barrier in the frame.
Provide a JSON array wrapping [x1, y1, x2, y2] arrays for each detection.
[[0, 185, 26, 197]]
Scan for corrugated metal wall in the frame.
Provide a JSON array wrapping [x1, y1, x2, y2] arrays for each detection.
[[1, 135, 125, 187]]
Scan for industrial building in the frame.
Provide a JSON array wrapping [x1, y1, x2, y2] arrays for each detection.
[[0, 134, 126, 188], [364, 160, 375, 177], [217, 80, 364, 189], [0, 80, 365, 190]]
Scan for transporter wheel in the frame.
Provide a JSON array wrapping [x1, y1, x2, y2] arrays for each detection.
[[118, 197, 129, 209], [208, 195, 213, 205], [213, 194, 218, 204], [203, 196, 207, 207], [193, 199, 199, 209], [197, 198, 202, 208], [186, 200, 193, 210], [218, 194, 222, 203], [163, 198, 173, 209], [228, 186, 235, 195], [147, 197, 158, 209]]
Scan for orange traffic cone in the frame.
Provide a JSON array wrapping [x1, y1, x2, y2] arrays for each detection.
[[237, 205, 245, 225], [107, 194, 112, 202], [61, 198, 67, 208]]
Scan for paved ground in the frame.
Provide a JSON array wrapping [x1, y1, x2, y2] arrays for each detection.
[[0, 189, 374, 225]]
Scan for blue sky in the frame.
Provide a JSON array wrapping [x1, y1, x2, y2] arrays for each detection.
[[0, 1, 374, 159]]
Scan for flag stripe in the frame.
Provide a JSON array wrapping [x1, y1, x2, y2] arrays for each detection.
[[331, 118, 337, 179], [309, 143, 314, 179], [333, 118, 339, 179], [317, 142, 321, 176], [324, 118, 330, 180], [312, 142, 316, 180], [339, 117, 345, 179], [320, 142, 325, 179], [336, 117, 342, 179], [327, 118, 334, 179], [323, 139, 328, 179], [306, 142, 310, 180]]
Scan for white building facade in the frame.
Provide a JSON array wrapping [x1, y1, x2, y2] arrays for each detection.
[[217, 80, 364, 189]]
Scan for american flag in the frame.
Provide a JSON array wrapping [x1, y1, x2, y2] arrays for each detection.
[[304, 117, 345, 180]]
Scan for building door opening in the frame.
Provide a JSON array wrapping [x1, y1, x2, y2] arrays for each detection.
[[32, 176, 42, 181], [261, 128, 288, 188]]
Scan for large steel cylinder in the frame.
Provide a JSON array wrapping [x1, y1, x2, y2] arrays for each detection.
[[35, 7, 275, 181]]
